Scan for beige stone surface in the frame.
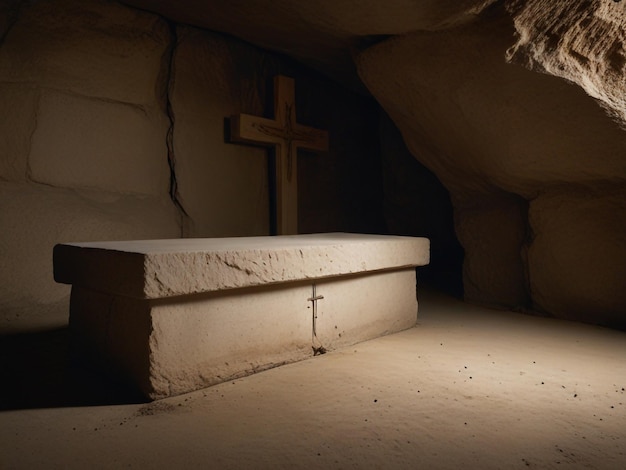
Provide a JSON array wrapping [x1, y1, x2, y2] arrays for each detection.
[[0, 0, 173, 196], [123, 0, 497, 88], [145, 283, 314, 398], [28, 90, 171, 195], [4, 291, 626, 468], [455, 195, 529, 308], [2, 0, 625, 331], [0, 0, 170, 105], [528, 189, 626, 327], [54, 233, 429, 299], [356, 10, 626, 324], [58, 232, 426, 398], [0, 182, 180, 333], [0, 0, 388, 333], [0, 0, 181, 331], [506, 0, 626, 127], [169, 27, 270, 236], [313, 269, 418, 350], [70, 269, 418, 398], [357, 15, 626, 200]]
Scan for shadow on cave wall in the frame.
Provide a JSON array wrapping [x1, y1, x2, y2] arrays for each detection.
[[380, 111, 464, 298]]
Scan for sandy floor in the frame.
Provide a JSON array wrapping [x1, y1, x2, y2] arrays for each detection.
[[2, 290, 626, 469]]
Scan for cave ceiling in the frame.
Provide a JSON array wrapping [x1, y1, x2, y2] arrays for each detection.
[[122, 0, 497, 89]]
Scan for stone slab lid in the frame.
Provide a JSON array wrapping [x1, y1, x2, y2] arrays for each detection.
[[54, 233, 429, 299]]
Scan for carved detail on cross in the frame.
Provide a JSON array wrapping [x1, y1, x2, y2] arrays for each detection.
[[229, 75, 329, 235]]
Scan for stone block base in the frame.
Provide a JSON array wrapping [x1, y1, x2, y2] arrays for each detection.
[[55, 233, 429, 399], [70, 269, 417, 399]]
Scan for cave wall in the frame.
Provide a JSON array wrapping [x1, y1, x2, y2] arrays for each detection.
[[358, 2, 626, 327], [379, 112, 464, 297], [0, 0, 180, 332], [5, 0, 620, 332], [114, 0, 626, 329], [0, 0, 385, 332]]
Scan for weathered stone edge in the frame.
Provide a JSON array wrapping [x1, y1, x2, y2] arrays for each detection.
[[54, 235, 429, 299]]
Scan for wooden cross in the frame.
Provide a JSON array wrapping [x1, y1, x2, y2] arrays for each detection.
[[229, 75, 329, 235]]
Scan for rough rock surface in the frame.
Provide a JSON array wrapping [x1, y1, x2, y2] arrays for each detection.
[[56, 234, 427, 398], [506, 0, 626, 127], [0, 0, 180, 331], [0, 0, 171, 104], [0, 182, 180, 331], [169, 27, 271, 236], [357, 7, 626, 324], [528, 188, 626, 328], [5, 294, 626, 467], [54, 233, 430, 299], [123, 0, 498, 89], [2, 0, 625, 329], [358, 14, 626, 199], [0, 0, 387, 331], [379, 112, 464, 296], [0, 0, 172, 194], [455, 195, 529, 309], [29, 90, 170, 195]]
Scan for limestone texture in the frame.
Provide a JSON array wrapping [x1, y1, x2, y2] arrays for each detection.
[[357, 15, 626, 200], [123, 0, 498, 89], [57, 233, 426, 398], [169, 27, 271, 236], [506, 0, 626, 128], [0, 0, 386, 331], [0, 0, 180, 331], [357, 8, 626, 325], [455, 195, 529, 309], [29, 90, 170, 195], [0, 182, 180, 332], [5, 294, 626, 468], [3, 0, 626, 330], [69, 268, 419, 399], [0, 0, 171, 105], [379, 112, 463, 296], [54, 233, 429, 299], [528, 189, 626, 328]]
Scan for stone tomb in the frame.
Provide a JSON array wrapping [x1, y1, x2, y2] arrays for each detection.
[[54, 233, 429, 399]]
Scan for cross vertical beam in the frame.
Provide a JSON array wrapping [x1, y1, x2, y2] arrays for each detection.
[[229, 75, 329, 235], [308, 283, 326, 356]]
